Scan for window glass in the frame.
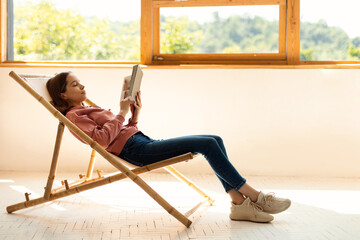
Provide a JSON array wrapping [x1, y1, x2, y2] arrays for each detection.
[[160, 5, 279, 54], [300, 0, 360, 61], [12, 0, 140, 61]]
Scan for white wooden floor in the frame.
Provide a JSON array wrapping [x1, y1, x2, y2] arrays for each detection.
[[1, 171, 360, 240]]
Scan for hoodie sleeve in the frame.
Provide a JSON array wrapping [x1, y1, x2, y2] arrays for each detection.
[[127, 118, 138, 129], [68, 112, 125, 148]]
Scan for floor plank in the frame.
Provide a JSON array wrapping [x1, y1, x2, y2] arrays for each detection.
[[1, 171, 360, 240]]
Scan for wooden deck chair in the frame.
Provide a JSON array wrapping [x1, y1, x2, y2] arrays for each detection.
[[7, 71, 214, 227]]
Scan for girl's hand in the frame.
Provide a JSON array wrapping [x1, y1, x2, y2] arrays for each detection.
[[131, 91, 142, 113], [130, 91, 142, 123]]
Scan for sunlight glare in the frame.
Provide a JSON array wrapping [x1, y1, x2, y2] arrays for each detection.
[[264, 189, 360, 215], [0, 179, 14, 183]]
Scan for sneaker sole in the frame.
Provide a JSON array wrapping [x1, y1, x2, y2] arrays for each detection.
[[265, 201, 291, 214], [230, 216, 274, 223]]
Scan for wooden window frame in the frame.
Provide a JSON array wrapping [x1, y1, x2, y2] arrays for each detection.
[[0, 0, 359, 67], [148, 0, 287, 65]]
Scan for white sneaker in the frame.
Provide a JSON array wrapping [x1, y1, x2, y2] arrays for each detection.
[[229, 198, 274, 223], [256, 192, 291, 214]]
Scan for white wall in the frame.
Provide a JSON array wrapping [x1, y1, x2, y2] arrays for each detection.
[[1, 67, 360, 177]]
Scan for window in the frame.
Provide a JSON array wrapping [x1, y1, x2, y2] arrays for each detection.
[[300, 0, 360, 62], [160, 5, 279, 54], [1, 0, 359, 66], [8, 0, 140, 62], [150, 0, 287, 64]]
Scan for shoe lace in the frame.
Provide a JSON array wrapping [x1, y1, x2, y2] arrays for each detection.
[[262, 192, 275, 207], [247, 200, 264, 212]]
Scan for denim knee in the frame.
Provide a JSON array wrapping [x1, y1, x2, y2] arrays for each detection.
[[213, 135, 223, 144], [202, 137, 219, 152]]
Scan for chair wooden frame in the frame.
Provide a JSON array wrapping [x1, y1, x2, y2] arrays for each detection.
[[6, 71, 214, 227]]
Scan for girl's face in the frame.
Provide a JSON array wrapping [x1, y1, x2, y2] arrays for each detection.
[[60, 73, 87, 106]]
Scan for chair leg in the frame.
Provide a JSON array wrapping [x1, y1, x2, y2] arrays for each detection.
[[164, 166, 215, 205], [86, 149, 97, 179], [43, 122, 65, 200], [7, 152, 195, 227], [7, 170, 192, 227], [50, 149, 98, 194]]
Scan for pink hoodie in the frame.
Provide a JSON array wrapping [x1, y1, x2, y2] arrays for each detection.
[[66, 106, 139, 155]]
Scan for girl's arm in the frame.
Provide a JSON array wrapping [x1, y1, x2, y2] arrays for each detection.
[[68, 113, 125, 148]]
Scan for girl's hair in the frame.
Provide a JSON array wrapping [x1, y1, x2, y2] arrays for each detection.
[[46, 72, 72, 114]]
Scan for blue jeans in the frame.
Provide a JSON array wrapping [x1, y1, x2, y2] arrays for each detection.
[[119, 132, 246, 193]]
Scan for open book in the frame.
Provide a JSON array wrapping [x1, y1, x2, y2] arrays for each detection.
[[121, 64, 143, 102]]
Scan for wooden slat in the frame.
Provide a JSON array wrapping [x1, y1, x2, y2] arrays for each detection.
[[86, 149, 97, 179], [7, 152, 196, 214], [156, 53, 285, 61], [43, 122, 64, 200], [164, 166, 214, 205], [278, 3, 286, 54], [286, 0, 300, 64], [152, 60, 287, 65], [141, 0, 153, 64], [5, 62, 359, 68], [153, 7, 160, 56], [154, 0, 284, 7], [301, 61, 360, 65], [5, 61, 139, 64], [0, 0, 7, 62], [52, 153, 197, 194]]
